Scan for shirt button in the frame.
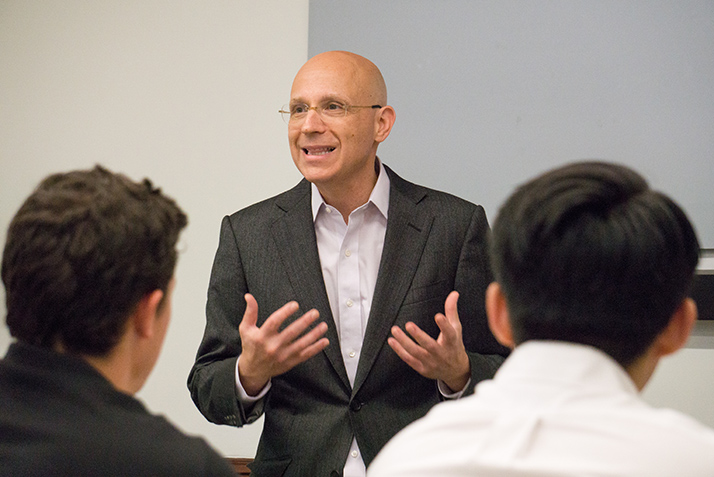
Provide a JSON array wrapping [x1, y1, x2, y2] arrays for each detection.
[[349, 351, 356, 358], [351, 450, 359, 458], [345, 249, 352, 257], [346, 299, 353, 307]]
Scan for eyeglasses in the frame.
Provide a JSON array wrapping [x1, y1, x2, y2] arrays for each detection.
[[279, 102, 382, 124]]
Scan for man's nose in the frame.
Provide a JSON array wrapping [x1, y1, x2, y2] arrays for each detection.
[[301, 107, 327, 132]]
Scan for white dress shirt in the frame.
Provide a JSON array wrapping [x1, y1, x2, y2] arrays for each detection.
[[312, 161, 390, 387], [369, 341, 714, 477], [312, 160, 390, 477]]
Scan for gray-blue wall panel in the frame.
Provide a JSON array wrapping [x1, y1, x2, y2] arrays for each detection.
[[308, 0, 714, 247]]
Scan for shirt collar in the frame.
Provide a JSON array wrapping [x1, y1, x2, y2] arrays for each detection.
[[311, 158, 390, 221], [495, 341, 640, 396]]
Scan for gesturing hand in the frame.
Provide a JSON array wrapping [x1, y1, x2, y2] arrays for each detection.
[[238, 293, 329, 396], [387, 291, 470, 393]]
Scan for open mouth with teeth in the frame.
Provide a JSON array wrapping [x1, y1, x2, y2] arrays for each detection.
[[303, 146, 336, 156]]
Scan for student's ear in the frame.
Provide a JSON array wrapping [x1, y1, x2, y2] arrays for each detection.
[[486, 282, 515, 349], [654, 297, 698, 357], [131, 289, 165, 339]]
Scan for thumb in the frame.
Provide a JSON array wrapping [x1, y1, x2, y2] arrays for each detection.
[[445, 291, 460, 324], [241, 293, 259, 328]]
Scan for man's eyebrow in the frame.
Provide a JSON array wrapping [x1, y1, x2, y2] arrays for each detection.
[[289, 95, 347, 106]]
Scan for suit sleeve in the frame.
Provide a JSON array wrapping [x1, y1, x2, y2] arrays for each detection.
[[187, 215, 265, 427], [454, 206, 510, 396]]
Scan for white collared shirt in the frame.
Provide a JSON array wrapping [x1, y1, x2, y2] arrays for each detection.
[[311, 160, 390, 477], [369, 341, 714, 477], [311, 160, 390, 387]]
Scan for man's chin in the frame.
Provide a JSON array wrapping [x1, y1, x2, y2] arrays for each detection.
[[294, 163, 334, 185]]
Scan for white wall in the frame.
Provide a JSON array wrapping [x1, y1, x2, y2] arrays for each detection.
[[0, 0, 308, 457], [642, 254, 714, 427], [643, 327, 714, 428]]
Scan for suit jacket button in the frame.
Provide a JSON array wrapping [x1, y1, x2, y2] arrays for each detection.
[[350, 401, 362, 412]]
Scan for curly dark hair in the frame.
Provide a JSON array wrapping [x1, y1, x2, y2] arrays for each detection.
[[490, 161, 700, 367], [2, 165, 188, 356]]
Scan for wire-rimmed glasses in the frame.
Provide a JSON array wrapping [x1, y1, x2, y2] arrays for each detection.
[[279, 102, 382, 124]]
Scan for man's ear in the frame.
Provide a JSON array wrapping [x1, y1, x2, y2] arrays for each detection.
[[374, 105, 396, 143], [653, 297, 698, 358], [486, 282, 515, 349], [131, 289, 165, 339]]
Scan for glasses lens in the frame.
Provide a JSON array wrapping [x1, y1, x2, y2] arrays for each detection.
[[279, 106, 291, 123]]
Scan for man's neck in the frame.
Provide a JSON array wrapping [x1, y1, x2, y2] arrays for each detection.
[[54, 339, 139, 396], [318, 164, 380, 223], [625, 350, 660, 392]]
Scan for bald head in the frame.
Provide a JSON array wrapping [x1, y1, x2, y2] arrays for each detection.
[[286, 51, 396, 214], [292, 51, 388, 106]]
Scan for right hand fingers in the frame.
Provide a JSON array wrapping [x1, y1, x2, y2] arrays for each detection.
[[241, 295, 326, 352], [241, 293, 300, 334]]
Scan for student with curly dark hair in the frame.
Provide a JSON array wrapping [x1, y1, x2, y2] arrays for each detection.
[[0, 165, 235, 476]]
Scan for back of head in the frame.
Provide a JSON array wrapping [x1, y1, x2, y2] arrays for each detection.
[[490, 161, 699, 367], [2, 165, 188, 356]]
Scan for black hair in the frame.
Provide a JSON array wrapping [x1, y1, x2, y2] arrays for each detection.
[[489, 161, 699, 367]]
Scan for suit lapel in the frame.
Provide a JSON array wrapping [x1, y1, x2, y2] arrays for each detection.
[[353, 168, 435, 395], [271, 180, 351, 390]]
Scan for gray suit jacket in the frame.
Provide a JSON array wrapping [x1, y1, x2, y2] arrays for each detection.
[[188, 165, 509, 476]]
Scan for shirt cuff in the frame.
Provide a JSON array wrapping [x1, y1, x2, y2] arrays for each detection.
[[437, 377, 471, 400], [235, 354, 271, 403]]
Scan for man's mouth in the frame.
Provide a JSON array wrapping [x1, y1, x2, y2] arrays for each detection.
[[302, 146, 336, 156]]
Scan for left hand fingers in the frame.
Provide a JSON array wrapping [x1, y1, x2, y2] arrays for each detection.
[[389, 322, 449, 377], [433, 290, 463, 347], [443, 290, 462, 331], [433, 313, 458, 346], [390, 323, 435, 359], [388, 291, 470, 388], [387, 327, 430, 376]]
